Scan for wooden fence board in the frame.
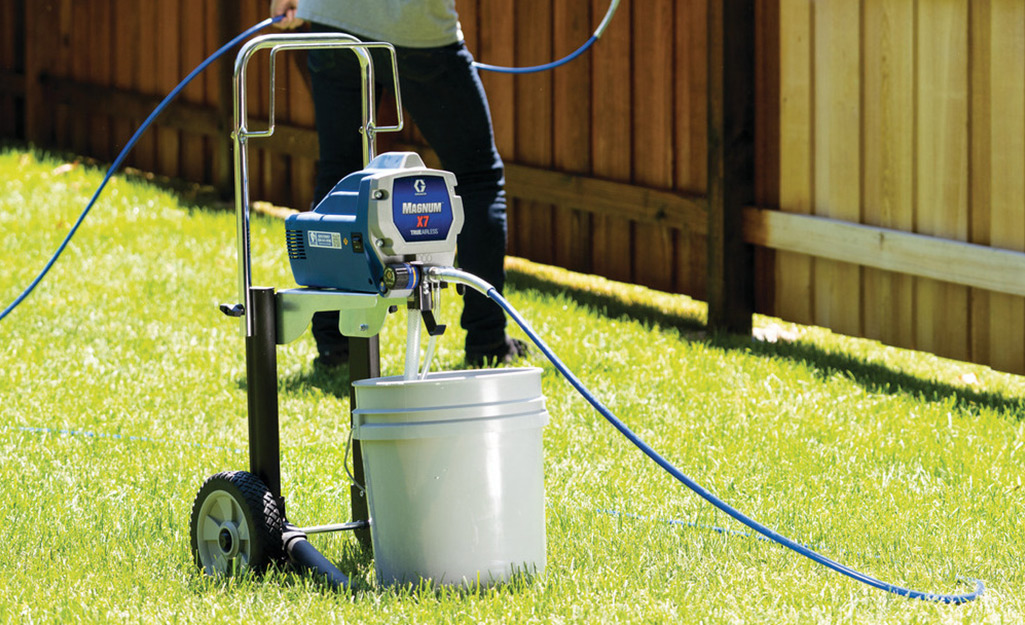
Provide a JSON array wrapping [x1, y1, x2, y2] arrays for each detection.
[[776, 0, 814, 325], [676, 0, 707, 195], [287, 48, 316, 212], [25, 0, 56, 144], [205, 0, 221, 189], [241, 0, 270, 204], [590, 0, 633, 283], [513, 0, 555, 264], [753, 0, 778, 210], [264, 3, 292, 209], [862, 0, 914, 349], [67, 0, 89, 156], [632, 0, 675, 294], [812, 0, 861, 337], [181, 0, 208, 185], [87, 1, 112, 161], [552, 0, 593, 274], [970, 0, 993, 366], [111, 0, 136, 169], [987, 1, 1025, 373], [213, 1, 240, 194], [458, 0, 479, 56], [50, 0, 70, 149], [677, 1, 709, 298], [134, 1, 157, 173], [157, 2, 181, 178], [915, 1, 970, 362]]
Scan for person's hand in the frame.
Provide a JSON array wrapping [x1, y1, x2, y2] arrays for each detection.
[[270, 0, 304, 29]]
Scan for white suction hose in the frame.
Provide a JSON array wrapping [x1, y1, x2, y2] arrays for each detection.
[[404, 308, 421, 381]]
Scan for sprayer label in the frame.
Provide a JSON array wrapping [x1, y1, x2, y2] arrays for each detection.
[[308, 231, 343, 249], [392, 176, 453, 242]]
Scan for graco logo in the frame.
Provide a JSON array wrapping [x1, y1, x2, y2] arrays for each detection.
[[413, 179, 426, 194]]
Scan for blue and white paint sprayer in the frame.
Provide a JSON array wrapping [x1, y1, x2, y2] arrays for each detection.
[[190, 32, 548, 589], [189, 30, 982, 603]]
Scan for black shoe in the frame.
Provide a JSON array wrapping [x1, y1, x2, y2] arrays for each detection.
[[466, 337, 530, 368], [313, 348, 349, 369]]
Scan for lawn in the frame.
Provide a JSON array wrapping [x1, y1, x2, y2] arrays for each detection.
[[1, 146, 1024, 623]]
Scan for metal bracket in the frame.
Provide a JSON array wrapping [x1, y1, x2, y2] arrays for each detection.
[[275, 288, 395, 345]]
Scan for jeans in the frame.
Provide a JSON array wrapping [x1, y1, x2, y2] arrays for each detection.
[[307, 25, 509, 355]]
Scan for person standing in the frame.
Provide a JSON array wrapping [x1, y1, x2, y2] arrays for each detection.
[[271, 0, 526, 368]]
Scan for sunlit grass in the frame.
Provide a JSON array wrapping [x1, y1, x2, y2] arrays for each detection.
[[2, 147, 1024, 623]]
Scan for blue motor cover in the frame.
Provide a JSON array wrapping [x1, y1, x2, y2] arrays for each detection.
[[285, 152, 463, 295]]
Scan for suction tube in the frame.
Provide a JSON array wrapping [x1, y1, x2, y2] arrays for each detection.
[[427, 266, 983, 605], [282, 523, 351, 590]]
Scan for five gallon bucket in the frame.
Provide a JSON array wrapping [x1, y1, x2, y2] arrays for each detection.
[[352, 367, 549, 587]]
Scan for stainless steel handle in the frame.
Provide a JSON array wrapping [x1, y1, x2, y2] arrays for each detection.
[[231, 33, 404, 336]]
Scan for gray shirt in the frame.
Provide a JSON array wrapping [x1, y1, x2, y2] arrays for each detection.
[[297, 0, 463, 48]]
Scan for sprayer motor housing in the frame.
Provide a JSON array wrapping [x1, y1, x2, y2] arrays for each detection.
[[285, 152, 464, 298]]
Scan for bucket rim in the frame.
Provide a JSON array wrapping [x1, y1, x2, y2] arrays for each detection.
[[353, 408, 549, 440], [352, 366, 544, 388]]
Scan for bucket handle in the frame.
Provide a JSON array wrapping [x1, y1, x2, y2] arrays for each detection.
[[344, 428, 366, 495]]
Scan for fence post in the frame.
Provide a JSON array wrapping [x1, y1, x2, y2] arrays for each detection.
[[706, 0, 755, 335]]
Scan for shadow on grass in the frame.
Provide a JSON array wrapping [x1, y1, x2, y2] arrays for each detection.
[[508, 269, 1025, 421], [508, 269, 708, 337], [283, 364, 354, 399], [237, 364, 353, 400], [187, 539, 375, 595], [716, 333, 1025, 418]]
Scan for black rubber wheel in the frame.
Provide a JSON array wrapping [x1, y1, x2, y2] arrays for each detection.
[[189, 471, 283, 576]]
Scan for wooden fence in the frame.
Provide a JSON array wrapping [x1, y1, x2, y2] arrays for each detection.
[[1, 0, 716, 297], [765, 0, 1025, 373], [4, 1, 1025, 374]]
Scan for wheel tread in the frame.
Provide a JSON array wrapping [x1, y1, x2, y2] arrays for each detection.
[[189, 470, 284, 575]]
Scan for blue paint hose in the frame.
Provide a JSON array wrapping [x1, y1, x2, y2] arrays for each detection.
[[473, 0, 621, 74], [428, 266, 983, 605], [0, 15, 284, 323]]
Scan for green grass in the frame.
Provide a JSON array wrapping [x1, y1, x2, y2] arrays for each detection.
[[2, 146, 1024, 623]]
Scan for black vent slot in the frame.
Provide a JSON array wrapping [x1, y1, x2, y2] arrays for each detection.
[[286, 229, 306, 260]]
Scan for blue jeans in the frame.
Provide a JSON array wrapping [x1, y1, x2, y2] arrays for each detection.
[[307, 25, 510, 355]]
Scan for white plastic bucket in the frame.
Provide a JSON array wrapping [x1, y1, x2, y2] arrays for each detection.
[[352, 367, 548, 587]]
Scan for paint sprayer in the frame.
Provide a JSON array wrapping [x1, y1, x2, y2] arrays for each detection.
[[189, 31, 981, 603], [190, 32, 548, 589]]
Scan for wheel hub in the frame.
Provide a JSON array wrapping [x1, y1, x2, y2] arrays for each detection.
[[218, 528, 233, 554], [217, 522, 241, 559]]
